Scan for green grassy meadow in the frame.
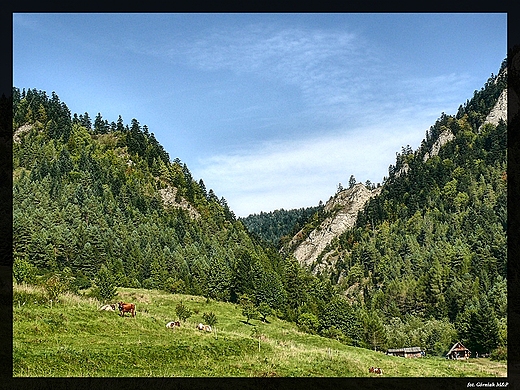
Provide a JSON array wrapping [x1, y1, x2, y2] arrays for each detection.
[[13, 284, 507, 377]]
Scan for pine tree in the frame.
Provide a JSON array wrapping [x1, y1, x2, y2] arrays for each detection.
[[470, 297, 499, 355]]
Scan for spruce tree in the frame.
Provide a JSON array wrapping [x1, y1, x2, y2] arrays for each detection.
[[95, 265, 117, 303]]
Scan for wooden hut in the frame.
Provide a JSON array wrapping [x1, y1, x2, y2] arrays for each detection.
[[446, 342, 471, 360], [386, 347, 424, 358]]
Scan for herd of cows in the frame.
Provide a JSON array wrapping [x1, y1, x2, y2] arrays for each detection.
[[99, 302, 213, 333]]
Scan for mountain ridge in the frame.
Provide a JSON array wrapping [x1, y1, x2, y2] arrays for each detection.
[[282, 61, 509, 278]]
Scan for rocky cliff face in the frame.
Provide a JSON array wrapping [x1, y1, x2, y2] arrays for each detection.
[[13, 124, 34, 143], [289, 183, 381, 270], [423, 128, 455, 162], [478, 87, 508, 132], [158, 186, 200, 219]]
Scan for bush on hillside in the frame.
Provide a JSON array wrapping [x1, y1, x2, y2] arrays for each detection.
[[42, 274, 68, 303], [239, 294, 259, 324], [490, 346, 507, 361], [13, 256, 36, 285], [175, 302, 193, 323], [297, 312, 320, 334], [202, 311, 218, 327]]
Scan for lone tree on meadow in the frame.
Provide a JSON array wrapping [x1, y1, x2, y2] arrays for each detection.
[[175, 302, 193, 323], [258, 302, 273, 323], [94, 265, 117, 303], [202, 311, 218, 328], [239, 294, 258, 324]]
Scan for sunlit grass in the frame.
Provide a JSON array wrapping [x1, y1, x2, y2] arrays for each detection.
[[13, 284, 507, 377]]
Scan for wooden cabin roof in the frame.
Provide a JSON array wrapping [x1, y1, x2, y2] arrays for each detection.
[[387, 347, 422, 353], [447, 342, 470, 355]]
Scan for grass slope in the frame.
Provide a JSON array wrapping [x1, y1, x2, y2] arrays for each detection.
[[13, 284, 507, 377]]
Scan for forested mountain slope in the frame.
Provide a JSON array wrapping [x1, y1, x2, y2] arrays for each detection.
[[11, 88, 290, 305], [284, 58, 509, 357], [240, 205, 323, 247]]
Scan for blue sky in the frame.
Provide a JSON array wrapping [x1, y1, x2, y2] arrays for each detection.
[[13, 13, 507, 217]]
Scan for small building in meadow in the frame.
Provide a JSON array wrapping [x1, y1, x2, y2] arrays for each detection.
[[387, 347, 424, 358], [446, 342, 471, 360]]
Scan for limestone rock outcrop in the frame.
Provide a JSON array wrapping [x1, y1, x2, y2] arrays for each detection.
[[289, 183, 381, 270], [478, 88, 508, 132], [423, 128, 455, 162], [158, 186, 200, 219]]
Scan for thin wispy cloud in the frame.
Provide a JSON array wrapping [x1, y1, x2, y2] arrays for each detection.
[[197, 119, 426, 217], [150, 23, 490, 216], [166, 27, 373, 108]]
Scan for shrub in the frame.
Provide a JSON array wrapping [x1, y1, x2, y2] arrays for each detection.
[[13, 256, 36, 285], [239, 294, 258, 324], [175, 302, 193, 322], [297, 312, 320, 334], [93, 265, 117, 303], [168, 279, 187, 294], [490, 346, 507, 361], [258, 302, 273, 323], [202, 312, 218, 327], [42, 274, 68, 303]]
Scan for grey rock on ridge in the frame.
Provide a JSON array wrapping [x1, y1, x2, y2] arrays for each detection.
[[478, 87, 508, 132], [13, 124, 34, 143], [289, 183, 381, 270], [422, 128, 455, 162], [158, 186, 200, 219]]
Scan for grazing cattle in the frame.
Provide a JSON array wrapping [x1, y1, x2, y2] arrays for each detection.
[[118, 302, 136, 317], [369, 367, 383, 375], [196, 323, 212, 332], [166, 321, 181, 329], [99, 304, 116, 311]]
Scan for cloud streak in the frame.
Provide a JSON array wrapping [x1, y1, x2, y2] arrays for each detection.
[[195, 119, 428, 217], [164, 26, 376, 110]]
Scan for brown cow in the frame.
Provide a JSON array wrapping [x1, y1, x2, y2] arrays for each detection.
[[118, 302, 136, 317], [166, 321, 181, 329]]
